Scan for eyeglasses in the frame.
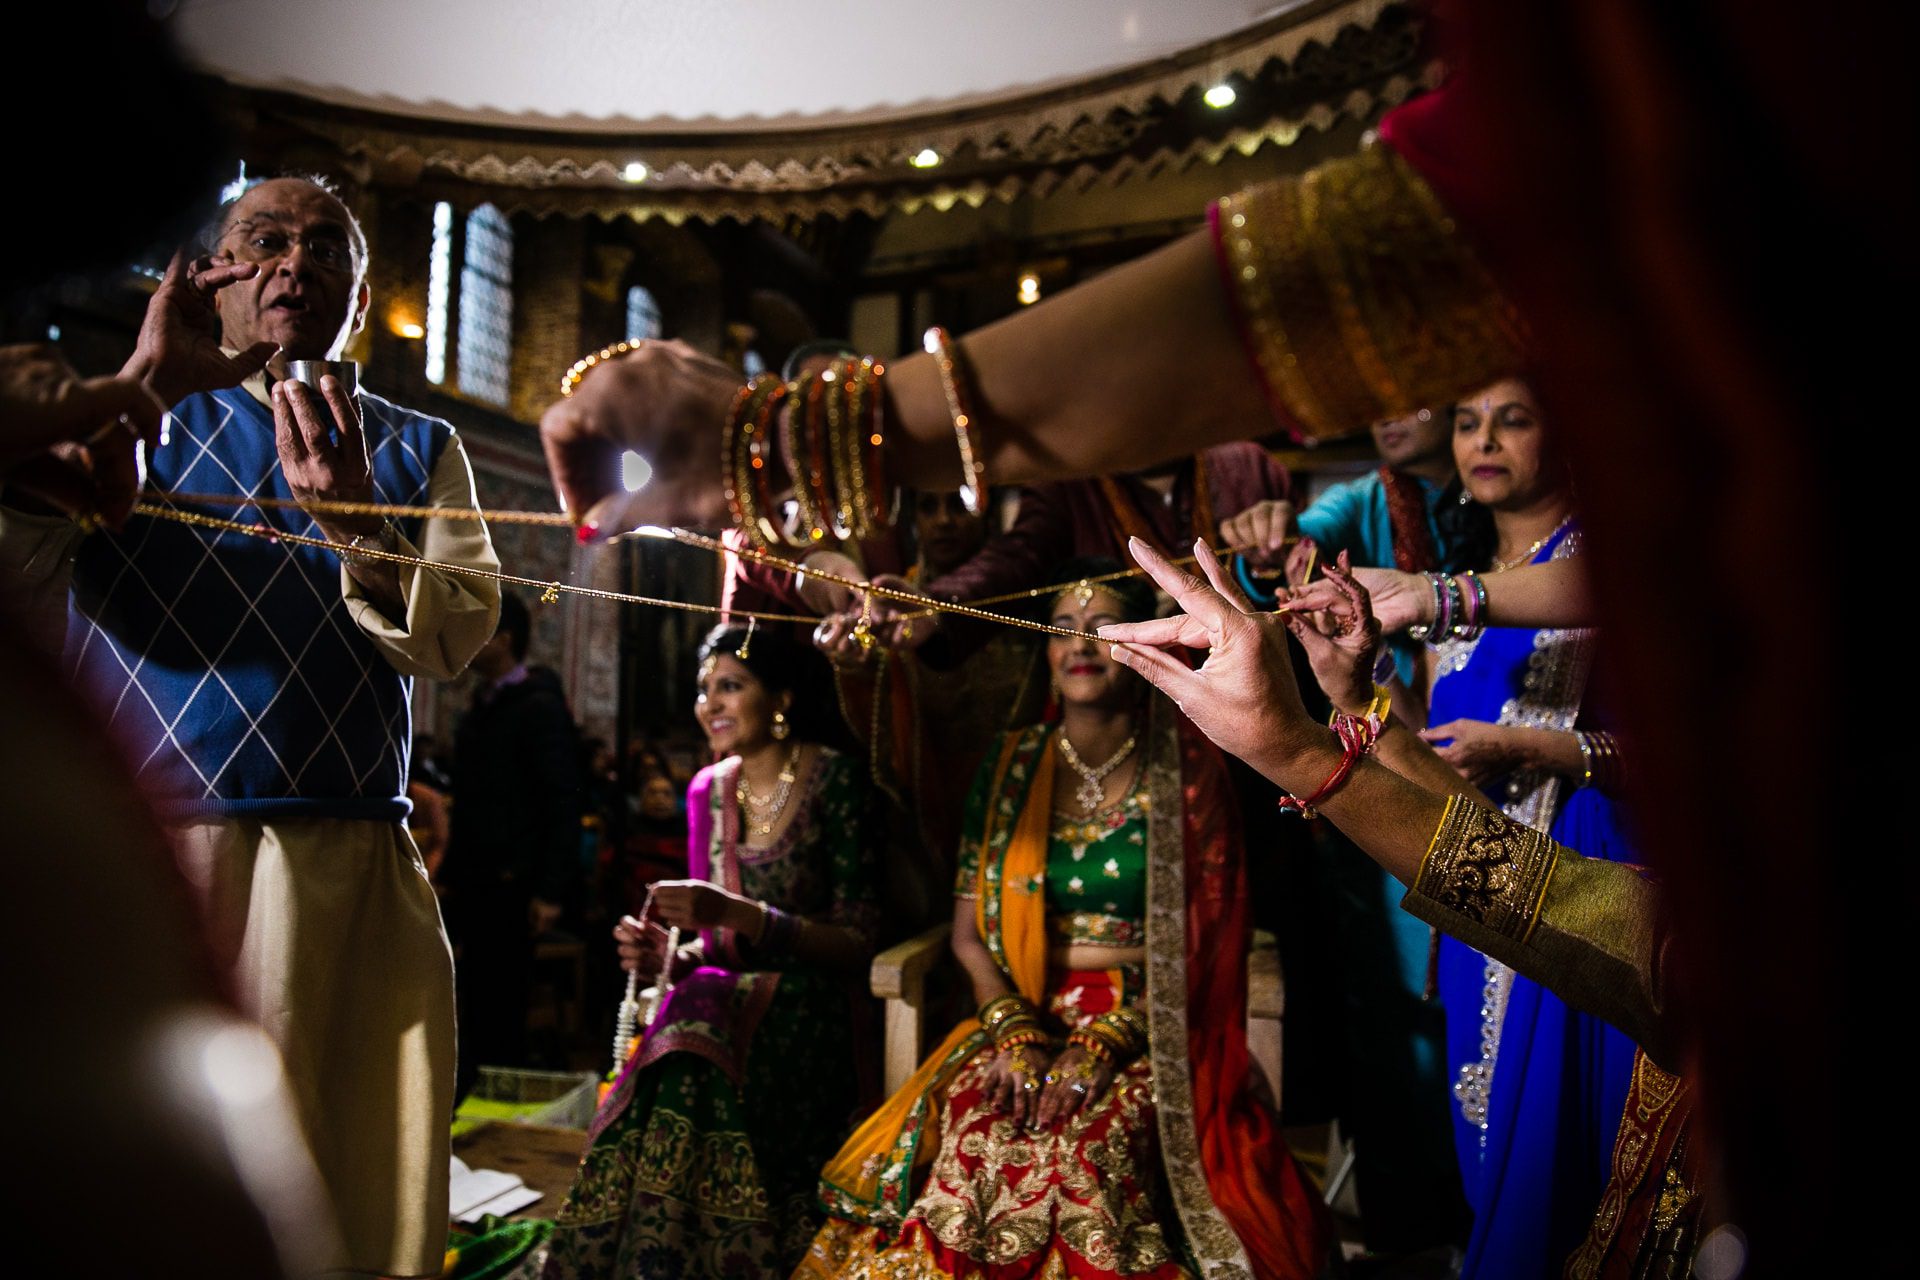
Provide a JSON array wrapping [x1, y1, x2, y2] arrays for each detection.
[[223, 227, 357, 274]]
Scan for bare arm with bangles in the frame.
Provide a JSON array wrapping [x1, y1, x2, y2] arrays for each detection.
[[1349, 558, 1596, 633], [541, 230, 1260, 536], [541, 144, 1523, 543]]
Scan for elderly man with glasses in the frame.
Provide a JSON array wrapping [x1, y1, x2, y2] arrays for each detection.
[[0, 174, 500, 1277]]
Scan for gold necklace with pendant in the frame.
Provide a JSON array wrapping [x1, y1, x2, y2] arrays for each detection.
[[736, 745, 800, 837], [1057, 729, 1138, 815]]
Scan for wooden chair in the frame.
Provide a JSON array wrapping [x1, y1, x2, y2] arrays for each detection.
[[870, 923, 1285, 1102], [871, 923, 954, 1095]]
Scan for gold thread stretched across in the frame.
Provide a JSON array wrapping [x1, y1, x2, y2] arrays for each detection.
[[155, 492, 1279, 622], [893, 538, 1282, 619], [159, 490, 572, 527], [131, 502, 818, 625], [138, 492, 1108, 640], [657, 528, 1109, 641]]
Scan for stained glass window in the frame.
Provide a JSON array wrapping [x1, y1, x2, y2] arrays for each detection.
[[458, 203, 514, 407], [625, 285, 662, 343]]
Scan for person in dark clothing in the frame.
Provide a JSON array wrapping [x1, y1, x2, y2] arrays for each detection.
[[444, 591, 583, 1100]]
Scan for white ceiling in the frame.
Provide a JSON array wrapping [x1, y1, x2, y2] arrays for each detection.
[[168, 0, 1292, 133]]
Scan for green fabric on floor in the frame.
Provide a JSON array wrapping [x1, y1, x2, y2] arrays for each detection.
[[446, 1216, 553, 1279]]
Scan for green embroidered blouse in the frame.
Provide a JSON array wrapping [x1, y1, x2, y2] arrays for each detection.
[[954, 726, 1150, 949]]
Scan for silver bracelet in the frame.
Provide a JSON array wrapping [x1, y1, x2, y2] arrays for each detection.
[[343, 519, 398, 565]]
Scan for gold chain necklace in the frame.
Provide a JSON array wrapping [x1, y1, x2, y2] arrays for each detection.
[[1057, 729, 1138, 815], [1491, 514, 1574, 572], [736, 745, 800, 837]]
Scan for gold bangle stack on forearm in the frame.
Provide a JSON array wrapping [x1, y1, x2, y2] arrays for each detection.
[[719, 356, 897, 549], [1067, 1006, 1149, 1067], [568, 335, 990, 549], [1575, 730, 1624, 794]]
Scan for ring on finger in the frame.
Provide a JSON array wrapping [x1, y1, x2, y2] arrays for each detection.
[[86, 414, 136, 447]]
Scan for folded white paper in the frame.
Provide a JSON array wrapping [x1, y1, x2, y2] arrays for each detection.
[[456, 1182, 544, 1225], [448, 1155, 527, 1219]]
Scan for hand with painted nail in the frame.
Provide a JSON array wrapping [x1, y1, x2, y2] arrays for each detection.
[[537, 338, 740, 538], [1097, 536, 1322, 787], [0, 342, 166, 528]]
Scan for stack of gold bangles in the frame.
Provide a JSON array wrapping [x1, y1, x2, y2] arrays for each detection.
[[1066, 1006, 1149, 1068], [980, 994, 1048, 1083], [1575, 730, 1623, 793], [561, 329, 991, 550]]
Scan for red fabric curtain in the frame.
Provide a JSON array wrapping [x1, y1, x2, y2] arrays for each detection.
[[1384, 3, 1912, 1273]]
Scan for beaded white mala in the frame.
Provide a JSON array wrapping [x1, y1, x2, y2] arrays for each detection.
[[609, 885, 682, 1080]]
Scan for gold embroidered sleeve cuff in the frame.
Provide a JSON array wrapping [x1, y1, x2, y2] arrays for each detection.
[[1209, 140, 1527, 440], [1403, 794, 1678, 1064], [1408, 794, 1559, 943]]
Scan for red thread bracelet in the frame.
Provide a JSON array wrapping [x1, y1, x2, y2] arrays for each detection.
[[1277, 713, 1380, 818]]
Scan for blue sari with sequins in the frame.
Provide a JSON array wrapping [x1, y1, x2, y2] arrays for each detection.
[[1426, 522, 1639, 1280]]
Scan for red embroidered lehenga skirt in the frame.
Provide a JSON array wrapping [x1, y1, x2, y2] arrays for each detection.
[[799, 969, 1193, 1280]]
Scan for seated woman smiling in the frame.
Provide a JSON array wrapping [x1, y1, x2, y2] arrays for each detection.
[[545, 623, 879, 1280], [798, 561, 1328, 1280]]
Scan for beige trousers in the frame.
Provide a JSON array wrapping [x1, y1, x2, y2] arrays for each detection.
[[177, 817, 454, 1278]]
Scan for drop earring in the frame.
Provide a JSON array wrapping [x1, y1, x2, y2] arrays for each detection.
[[771, 710, 790, 741]]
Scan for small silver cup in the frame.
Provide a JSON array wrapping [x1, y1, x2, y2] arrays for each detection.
[[284, 360, 360, 439]]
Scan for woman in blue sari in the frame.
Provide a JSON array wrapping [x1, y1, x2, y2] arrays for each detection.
[[1418, 379, 1638, 1280]]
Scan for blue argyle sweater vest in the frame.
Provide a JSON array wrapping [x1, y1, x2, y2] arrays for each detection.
[[66, 385, 451, 822]]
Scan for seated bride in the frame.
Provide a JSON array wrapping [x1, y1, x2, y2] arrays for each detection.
[[797, 562, 1329, 1280]]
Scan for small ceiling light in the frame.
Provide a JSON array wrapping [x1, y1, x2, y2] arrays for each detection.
[[394, 320, 425, 340], [1203, 83, 1237, 109], [909, 148, 942, 169], [622, 161, 650, 183], [1017, 273, 1041, 306], [621, 450, 653, 493]]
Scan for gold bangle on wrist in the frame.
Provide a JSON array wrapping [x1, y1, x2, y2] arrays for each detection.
[[725, 378, 783, 544], [922, 326, 987, 517], [1329, 683, 1393, 731], [783, 374, 829, 544], [559, 339, 645, 398], [835, 360, 875, 540], [822, 361, 858, 540]]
